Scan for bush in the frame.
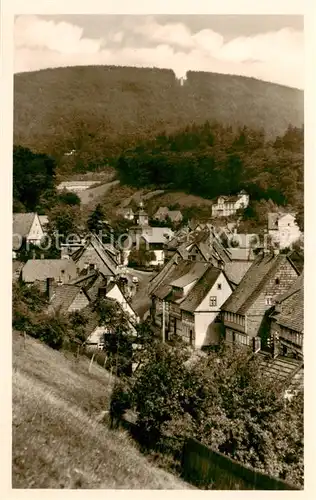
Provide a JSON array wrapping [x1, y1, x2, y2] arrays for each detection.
[[34, 314, 67, 350], [58, 190, 81, 206]]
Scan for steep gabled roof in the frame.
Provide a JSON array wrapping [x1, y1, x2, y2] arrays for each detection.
[[170, 261, 209, 288], [72, 233, 118, 275], [257, 352, 303, 391], [222, 253, 299, 315], [154, 206, 169, 217], [13, 213, 36, 238], [180, 267, 222, 313], [148, 253, 181, 295], [271, 272, 304, 333], [224, 261, 253, 286], [151, 259, 196, 299], [13, 213, 40, 249], [47, 285, 90, 315]]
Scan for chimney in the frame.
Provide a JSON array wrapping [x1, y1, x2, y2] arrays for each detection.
[[46, 277, 54, 302], [252, 336, 261, 353]]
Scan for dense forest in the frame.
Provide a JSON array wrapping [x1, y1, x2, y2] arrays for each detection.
[[116, 121, 304, 212], [14, 66, 303, 163]]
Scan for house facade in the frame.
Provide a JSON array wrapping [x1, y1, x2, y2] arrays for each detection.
[[13, 213, 45, 251], [71, 234, 118, 278], [154, 207, 183, 224], [47, 284, 90, 315], [211, 191, 249, 218], [151, 260, 233, 348], [221, 251, 300, 348], [268, 212, 301, 250], [124, 226, 174, 267], [269, 273, 303, 359]]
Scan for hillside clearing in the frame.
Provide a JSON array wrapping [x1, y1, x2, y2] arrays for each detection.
[[12, 332, 191, 489]]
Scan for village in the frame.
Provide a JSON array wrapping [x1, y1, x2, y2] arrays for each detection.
[[13, 183, 304, 393]]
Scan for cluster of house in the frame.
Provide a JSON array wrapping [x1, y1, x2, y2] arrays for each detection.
[[147, 219, 303, 393], [12, 196, 303, 391], [12, 212, 140, 350]]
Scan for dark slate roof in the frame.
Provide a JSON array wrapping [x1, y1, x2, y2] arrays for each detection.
[[13, 213, 36, 238], [222, 253, 298, 315], [79, 306, 101, 339], [180, 267, 222, 313], [72, 233, 117, 275], [271, 273, 304, 333], [257, 352, 303, 392], [47, 285, 82, 314], [224, 261, 253, 286], [170, 261, 209, 288], [148, 253, 181, 294]]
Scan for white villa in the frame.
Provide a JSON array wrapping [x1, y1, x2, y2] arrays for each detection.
[[212, 191, 249, 218]]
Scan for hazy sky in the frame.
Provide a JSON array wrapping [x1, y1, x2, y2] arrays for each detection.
[[14, 15, 304, 89]]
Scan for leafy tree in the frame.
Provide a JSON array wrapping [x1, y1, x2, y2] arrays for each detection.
[[128, 243, 156, 268], [47, 205, 80, 244], [117, 340, 303, 486], [13, 145, 56, 212], [93, 298, 135, 376], [12, 281, 47, 333], [87, 204, 106, 233], [58, 190, 81, 206]]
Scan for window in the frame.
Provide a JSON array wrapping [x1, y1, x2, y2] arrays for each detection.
[[217, 283, 222, 290], [265, 296, 273, 306], [209, 296, 217, 307], [275, 278, 280, 285]]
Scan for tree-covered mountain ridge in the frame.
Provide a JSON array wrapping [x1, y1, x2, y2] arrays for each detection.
[[14, 65, 303, 158], [116, 121, 304, 214]]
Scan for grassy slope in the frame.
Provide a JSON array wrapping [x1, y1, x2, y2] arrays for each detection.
[[14, 66, 303, 156], [12, 331, 190, 489]]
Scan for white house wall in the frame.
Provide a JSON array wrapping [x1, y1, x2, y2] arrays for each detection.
[[269, 214, 301, 249], [106, 284, 138, 323], [27, 214, 44, 245], [194, 272, 232, 347]]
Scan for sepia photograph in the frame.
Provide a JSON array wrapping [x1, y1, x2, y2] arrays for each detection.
[[10, 9, 304, 491]]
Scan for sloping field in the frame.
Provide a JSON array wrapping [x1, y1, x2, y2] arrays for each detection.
[[12, 332, 190, 489]]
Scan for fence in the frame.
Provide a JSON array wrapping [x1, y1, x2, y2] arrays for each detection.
[[182, 438, 301, 490]]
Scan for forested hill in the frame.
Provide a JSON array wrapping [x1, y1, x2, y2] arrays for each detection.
[[14, 66, 303, 158], [116, 122, 304, 213]]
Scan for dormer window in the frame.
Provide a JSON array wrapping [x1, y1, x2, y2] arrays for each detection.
[[265, 296, 273, 306]]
